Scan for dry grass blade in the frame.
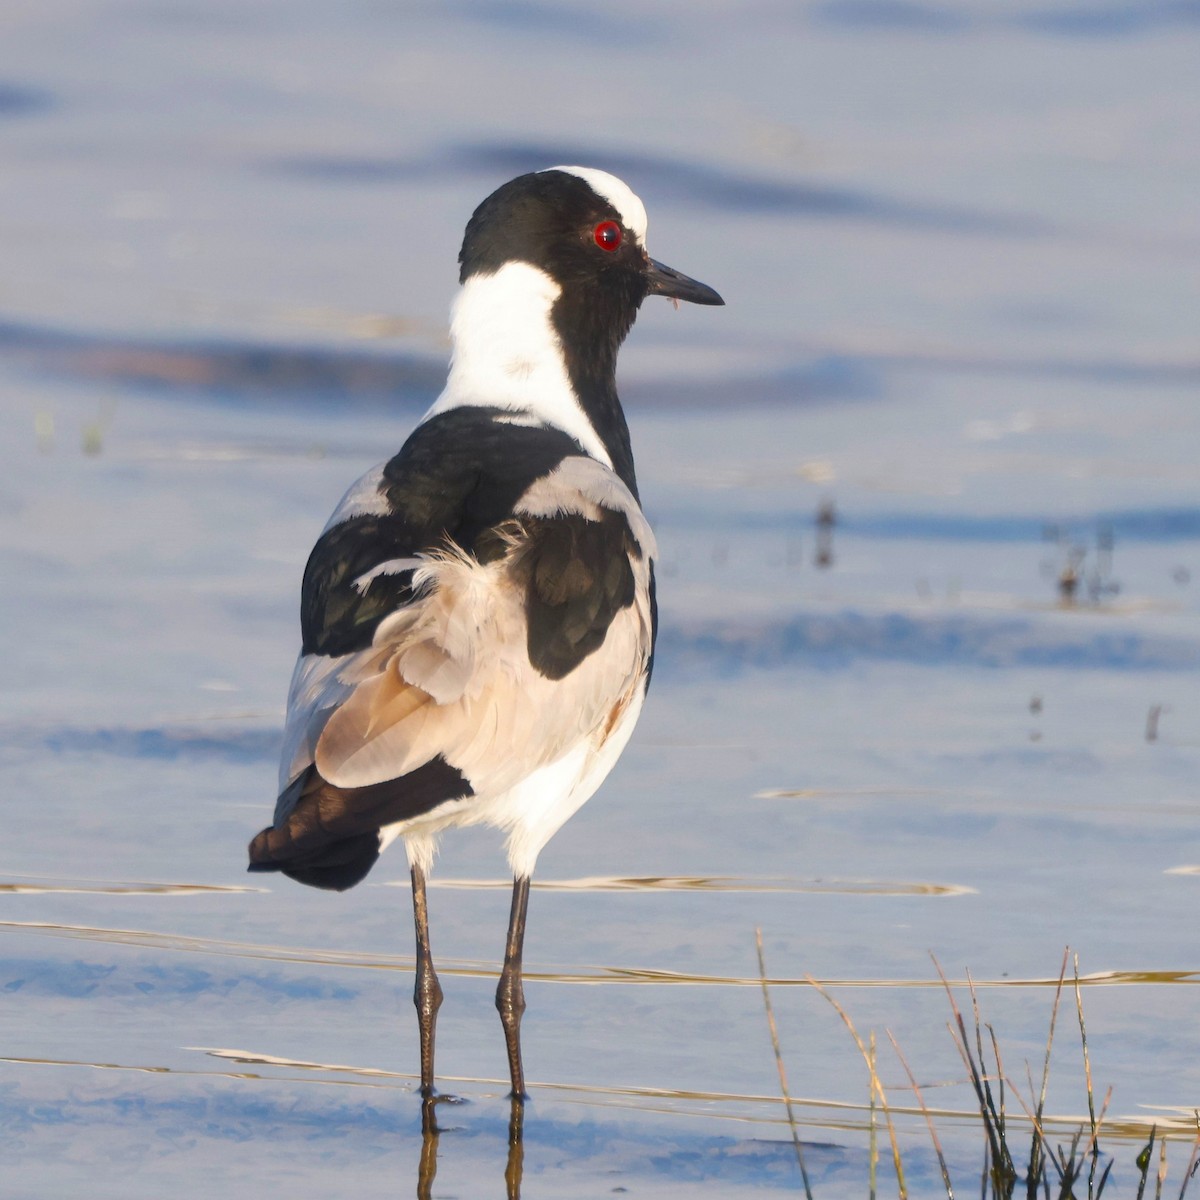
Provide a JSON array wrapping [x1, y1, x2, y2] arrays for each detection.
[[1061, 1131, 1084, 1196], [1177, 1119, 1200, 1200], [887, 1028, 954, 1199], [1002, 1058, 1113, 1199], [806, 973, 907, 1199], [986, 1022, 1008, 1150], [870, 1030, 879, 1200], [1059, 1130, 1086, 1198], [935, 952, 1120, 1199], [992, 1060, 1065, 1194], [1083, 1086, 1114, 1197], [933, 956, 1015, 1194], [969, 974, 1005, 1153], [1023, 1063, 1042, 1197], [1028, 951, 1070, 1200], [754, 929, 815, 1200], [1156, 1134, 1169, 1200], [1074, 953, 1101, 1196]]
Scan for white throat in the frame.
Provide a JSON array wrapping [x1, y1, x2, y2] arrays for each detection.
[[423, 261, 612, 467]]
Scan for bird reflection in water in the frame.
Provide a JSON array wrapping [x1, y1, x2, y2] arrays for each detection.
[[416, 1095, 525, 1200]]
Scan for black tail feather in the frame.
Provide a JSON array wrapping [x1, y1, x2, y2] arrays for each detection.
[[246, 756, 472, 892], [247, 830, 381, 892]]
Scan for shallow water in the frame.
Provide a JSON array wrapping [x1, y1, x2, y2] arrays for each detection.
[[2, 2, 1199, 1196]]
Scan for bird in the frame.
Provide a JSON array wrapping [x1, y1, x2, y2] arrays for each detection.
[[247, 165, 723, 1106]]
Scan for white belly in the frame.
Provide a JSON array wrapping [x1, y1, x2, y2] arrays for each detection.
[[383, 685, 645, 878]]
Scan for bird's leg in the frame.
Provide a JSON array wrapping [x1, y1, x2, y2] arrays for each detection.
[[496, 874, 531, 1102], [410, 863, 442, 1098]]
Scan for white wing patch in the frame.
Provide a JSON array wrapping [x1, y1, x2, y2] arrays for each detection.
[[321, 462, 391, 532], [352, 557, 423, 594], [514, 456, 656, 559]]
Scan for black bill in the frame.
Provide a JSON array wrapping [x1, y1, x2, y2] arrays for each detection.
[[645, 257, 724, 306]]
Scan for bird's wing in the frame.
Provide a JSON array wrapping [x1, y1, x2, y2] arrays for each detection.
[[274, 459, 426, 797], [287, 454, 655, 801]]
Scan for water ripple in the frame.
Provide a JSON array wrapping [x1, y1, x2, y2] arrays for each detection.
[[0, 82, 54, 118], [0, 877, 263, 896], [2, 921, 1194, 990], [816, 0, 1200, 37], [0, 319, 444, 406], [5, 1048, 1191, 1144], [415, 874, 975, 896], [659, 610, 1200, 677], [17, 724, 282, 764]]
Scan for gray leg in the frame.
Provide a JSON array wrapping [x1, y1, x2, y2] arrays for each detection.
[[495, 874, 531, 1101], [411, 864, 443, 1097]]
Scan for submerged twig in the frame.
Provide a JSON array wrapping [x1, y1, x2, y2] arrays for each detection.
[[754, 929, 815, 1200]]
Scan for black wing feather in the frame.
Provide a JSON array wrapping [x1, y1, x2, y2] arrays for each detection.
[[517, 508, 639, 681], [302, 409, 584, 656]]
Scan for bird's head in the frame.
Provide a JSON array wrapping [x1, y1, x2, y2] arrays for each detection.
[[458, 166, 723, 349]]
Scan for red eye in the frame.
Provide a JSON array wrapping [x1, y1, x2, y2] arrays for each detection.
[[593, 220, 622, 252]]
